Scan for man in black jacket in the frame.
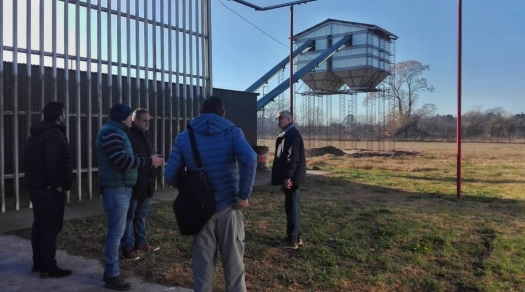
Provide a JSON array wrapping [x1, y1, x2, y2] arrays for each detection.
[[120, 108, 160, 260], [271, 110, 307, 250], [24, 101, 74, 278]]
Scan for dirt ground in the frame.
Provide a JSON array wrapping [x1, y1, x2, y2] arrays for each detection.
[[305, 145, 420, 158]]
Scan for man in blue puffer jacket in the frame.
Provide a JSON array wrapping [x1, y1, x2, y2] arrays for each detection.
[[164, 96, 256, 292]]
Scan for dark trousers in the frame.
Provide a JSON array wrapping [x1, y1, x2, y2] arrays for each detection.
[[28, 188, 66, 272], [285, 188, 302, 243]]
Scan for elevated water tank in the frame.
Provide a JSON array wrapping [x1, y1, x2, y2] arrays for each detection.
[[295, 19, 398, 93]]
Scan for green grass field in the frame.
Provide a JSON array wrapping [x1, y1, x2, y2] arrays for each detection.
[[17, 142, 525, 291]]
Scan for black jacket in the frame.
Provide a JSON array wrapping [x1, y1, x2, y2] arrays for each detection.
[[271, 125, 307, 186], [127, 122, 157, 199], [24, 121, 74, 191]]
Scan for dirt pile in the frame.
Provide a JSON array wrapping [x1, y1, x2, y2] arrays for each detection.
[[306, 146, 347, 157], [346, 149, 420, 158], [306, 146, 421, 158]]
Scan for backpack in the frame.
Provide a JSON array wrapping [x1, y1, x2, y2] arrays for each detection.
[[172, 125, 216, 236]]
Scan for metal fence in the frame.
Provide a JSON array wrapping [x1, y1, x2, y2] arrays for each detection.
[[1, 0, 213, 212]]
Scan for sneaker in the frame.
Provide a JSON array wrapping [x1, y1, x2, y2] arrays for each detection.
[[122, 249, 140, 260], [282, 240, 299, 250], [40, 267, 72, 279], [104, 274, 132, 291], [135, 244, 160, 252], [297, 238, 304, 247]]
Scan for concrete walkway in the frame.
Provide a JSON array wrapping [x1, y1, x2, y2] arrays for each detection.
[[0, 170, 326, 291]]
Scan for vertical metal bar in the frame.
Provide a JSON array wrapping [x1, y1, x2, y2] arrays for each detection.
[[160, 0, 165, 188], [144, 0, 149, 110], [0, 0, 5, 212], [26, 0, 32, 208], [457, 0, 462, 198], [64, 0, 70, 203], [289, 5, 294, 116], [87, 0, 93, 199], [117, 0, 122, 103], [52, 0, 57, 101], [39, 0, 44, 118], [195, 0, 201, 105], [204, 0, 212, 97], [175, 0, 180, 133], [168, 0, 173, 185], [188, 0, 193, 119], [201, 0, 205, 99], [75, 0, 82, 201], [126, 0, 131, 105], [152, 0, 157, 152], [26, 0, 32, 136], [107, 0, 112, 107], [135, 0, 140, 107], [182, 0, 187, 125], [13, 0, 20, 210], [97, 0, 102, 133]]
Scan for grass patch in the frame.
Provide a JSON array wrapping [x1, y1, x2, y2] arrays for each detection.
[[12, 142, 525, 291]]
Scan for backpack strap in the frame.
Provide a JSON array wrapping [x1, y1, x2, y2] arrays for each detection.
[[186, 124, 203, 169]]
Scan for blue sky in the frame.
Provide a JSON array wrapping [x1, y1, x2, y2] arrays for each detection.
[[211, 0, 525, 115]]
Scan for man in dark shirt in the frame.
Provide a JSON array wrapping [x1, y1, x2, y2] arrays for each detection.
[[120, 108, 160, 261], [271, 110, 307, 250], [24, 101, 74, 278]]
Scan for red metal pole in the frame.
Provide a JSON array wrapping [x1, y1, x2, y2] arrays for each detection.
[[457, 0, 462, 198], [289, 5, 294, 117]]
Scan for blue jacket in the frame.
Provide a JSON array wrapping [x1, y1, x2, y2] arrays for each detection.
[[164, 113, 257, 213]]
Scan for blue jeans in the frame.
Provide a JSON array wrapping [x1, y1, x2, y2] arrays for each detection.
[[121, 198, 150, 250], [102, 187, 131, 278], [285, 188, 302, 243]]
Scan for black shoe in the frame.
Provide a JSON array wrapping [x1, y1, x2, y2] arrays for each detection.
[[282, 240, 299, 250], [104, 274, 132, 291], [103, 270, 132, 281], [121, 249, 140, 260], [40, 267, 72, 279], [31, 265, 40, 273]]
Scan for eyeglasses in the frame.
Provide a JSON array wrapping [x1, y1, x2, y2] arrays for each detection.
[[276, 116, 284, 120]]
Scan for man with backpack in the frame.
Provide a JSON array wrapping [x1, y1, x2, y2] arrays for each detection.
[[164, 96, 257, 292]]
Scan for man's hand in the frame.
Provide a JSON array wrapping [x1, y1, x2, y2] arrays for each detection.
[[283, 178, 293, 189], [151, 154, 164, 167], [47, 186, 63, 193], [233, 199, 249, 210]]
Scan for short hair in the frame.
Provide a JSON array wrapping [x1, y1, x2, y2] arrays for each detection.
[[277, 110, 292, 119], [200, 96, 225, 116], [42, 101, 64, 122], [133, 108, 149, 120]]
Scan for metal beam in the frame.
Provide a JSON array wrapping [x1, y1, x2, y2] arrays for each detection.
[[257, 35, 352, 111], [245, 39, 314, 93], [231, 0, 317, 11]]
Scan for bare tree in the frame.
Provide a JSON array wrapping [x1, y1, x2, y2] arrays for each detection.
[[365, 60, 435, 138]]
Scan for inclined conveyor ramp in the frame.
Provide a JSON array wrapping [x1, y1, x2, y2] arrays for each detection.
[[250, 35, 353, 111]]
